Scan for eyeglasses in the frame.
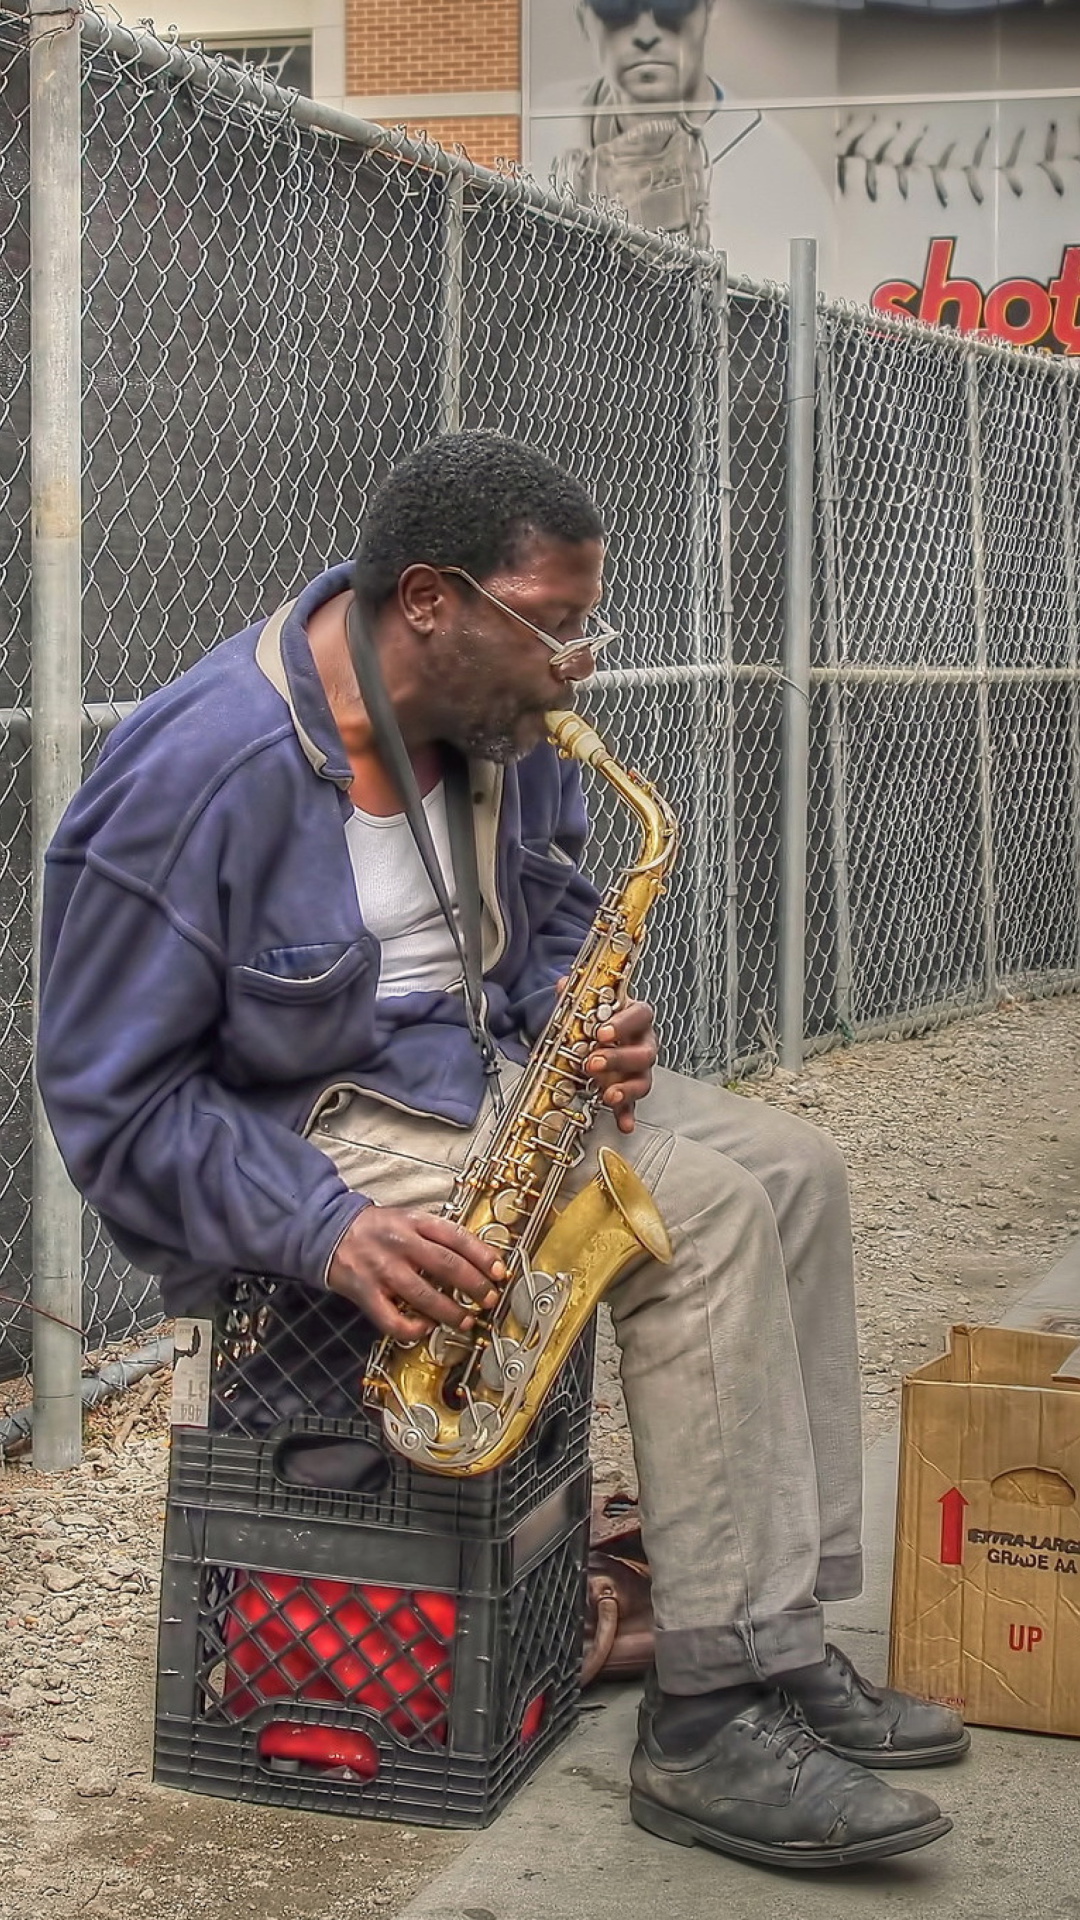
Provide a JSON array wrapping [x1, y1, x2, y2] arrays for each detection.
[[585, 0, 703, 27], [438, 566, 619, 671]]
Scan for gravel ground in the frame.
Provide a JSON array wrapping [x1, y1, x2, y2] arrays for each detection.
[[2, 992, 1079, 1920]]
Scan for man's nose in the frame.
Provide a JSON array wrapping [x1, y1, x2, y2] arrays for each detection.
[[551, 646, 596, 684], [632, 23, 662, 50]]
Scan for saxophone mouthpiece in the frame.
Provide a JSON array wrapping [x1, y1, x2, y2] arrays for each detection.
[[545, 709, 610, 769]]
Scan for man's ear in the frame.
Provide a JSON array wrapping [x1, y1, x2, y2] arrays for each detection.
[[398, 563, 446, 637]]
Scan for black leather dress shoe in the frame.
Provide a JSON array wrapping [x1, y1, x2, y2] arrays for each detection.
[[787, 1645, 971, 1768], [630, 1692, 952, 1869], [639, 1644, 971, 1769]]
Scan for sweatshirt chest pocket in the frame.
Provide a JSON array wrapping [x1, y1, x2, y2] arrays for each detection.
[[517, 842, 574, 925], [222, 939, 378, 1083]]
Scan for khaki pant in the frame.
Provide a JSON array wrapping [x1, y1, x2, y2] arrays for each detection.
[[310, 1063, 863, 1693]]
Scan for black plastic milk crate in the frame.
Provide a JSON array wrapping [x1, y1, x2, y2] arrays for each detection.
[[171, 1275, 596, 1538], [154, 1468, 590, 1828]]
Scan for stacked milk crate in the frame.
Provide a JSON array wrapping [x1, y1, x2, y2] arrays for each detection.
[[154, 1274, 595, 1826]]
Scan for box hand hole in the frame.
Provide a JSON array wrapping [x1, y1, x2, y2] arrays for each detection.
[[990, 1466, 1077, 1508]]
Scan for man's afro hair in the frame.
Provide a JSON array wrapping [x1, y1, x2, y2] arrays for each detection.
[[354, 431, 604, 607]]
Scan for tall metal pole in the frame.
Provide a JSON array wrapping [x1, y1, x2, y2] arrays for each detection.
[[816, 326, 855, 1042], [439, 169, 465, 435], [716, 254, 741, 1078], [686, 262, 723, 1077], [965, 350, 999, 1005], [1056, 370, 1080, 976], [30, 0, 84, 1470], [777, 238, 817, 1072]]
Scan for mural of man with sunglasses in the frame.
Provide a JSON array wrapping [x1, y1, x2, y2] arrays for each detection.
[[552, 0, 835, 281]]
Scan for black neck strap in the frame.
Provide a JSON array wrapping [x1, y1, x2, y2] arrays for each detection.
[[345, 596, 503, 1109]]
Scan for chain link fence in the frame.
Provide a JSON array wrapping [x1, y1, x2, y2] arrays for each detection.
[[2, 8, 1079, 1396]]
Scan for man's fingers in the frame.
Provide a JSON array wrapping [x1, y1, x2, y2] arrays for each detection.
[[389, 1264, 480, 1328], [412, 1216, 506, 1298], [366, 1229, 497, 1321], [597, 1001, 653, 1044], [328, 1268, 434, 1342], [604, 1077, 650, 1104], [414, 1212, 506, 1274], [586, 1042, 656, 1085], [369, 1297, 436, 1343]]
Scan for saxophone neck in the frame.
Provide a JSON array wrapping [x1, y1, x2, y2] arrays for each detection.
[[545, 708, 679, 872]]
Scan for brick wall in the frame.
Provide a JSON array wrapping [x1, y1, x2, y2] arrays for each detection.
[[346, 0, 520, 95], [401, 115, 520, 166]]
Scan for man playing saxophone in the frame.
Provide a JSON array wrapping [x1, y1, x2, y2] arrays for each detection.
[[37, 432, 966, 1873]]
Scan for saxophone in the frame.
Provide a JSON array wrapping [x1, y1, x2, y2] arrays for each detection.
[[362, 709, 680, 1477]]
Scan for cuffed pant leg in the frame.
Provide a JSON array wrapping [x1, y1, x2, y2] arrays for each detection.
[[620, 1070, 865, 1606], [599, 1122, 828, 1693]]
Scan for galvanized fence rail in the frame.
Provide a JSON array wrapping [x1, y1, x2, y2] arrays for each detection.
[[2, 6, 1079, 1464]]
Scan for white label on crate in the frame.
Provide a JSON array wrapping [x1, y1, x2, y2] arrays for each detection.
[[170, 1318, 213, 1428]]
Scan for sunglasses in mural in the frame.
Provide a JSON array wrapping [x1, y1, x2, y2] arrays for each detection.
[[583, 1, 705, 25]]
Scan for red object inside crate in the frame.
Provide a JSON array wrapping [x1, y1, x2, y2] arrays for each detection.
[[520, 1691, 548, 1744], [258, 1721, 380, 1778], [224, 1573, 456, 1747]]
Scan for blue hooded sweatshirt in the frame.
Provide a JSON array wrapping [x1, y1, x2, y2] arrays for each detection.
[[36, 566, 600, 1316]]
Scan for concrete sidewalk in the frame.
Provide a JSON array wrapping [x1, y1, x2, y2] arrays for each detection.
[[397, 1243, 1080, 1920]]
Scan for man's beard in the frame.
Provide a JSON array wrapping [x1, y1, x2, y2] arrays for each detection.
[[448, 708, 546, 764], [435, 674, 578, 765], [428, 627, 579, 763]]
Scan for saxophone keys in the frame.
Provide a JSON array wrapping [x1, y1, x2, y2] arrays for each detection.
[[428, 1325, 469, 1365], [480, 1343, 506, 1389], [508, 1273, 537, 1326], [535, 1271, 571, 1317], [491, 1190, 522, 1226], [480, 1337, 526, 1390], [399, 1404, 440, 1447], [458, 1400, 501, 1448]]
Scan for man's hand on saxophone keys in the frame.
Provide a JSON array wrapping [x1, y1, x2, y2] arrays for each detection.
[[557, 981, 658, 1134], [326, 1206, 505, 1340]]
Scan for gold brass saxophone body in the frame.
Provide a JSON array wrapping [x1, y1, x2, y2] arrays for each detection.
[[362, 708, 680, 1476]]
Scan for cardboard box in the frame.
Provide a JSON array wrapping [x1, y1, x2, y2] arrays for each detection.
[[889, 1325, 1080, 1738]]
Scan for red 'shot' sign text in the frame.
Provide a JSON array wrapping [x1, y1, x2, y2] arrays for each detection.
[[873, 238, 1080, 355]]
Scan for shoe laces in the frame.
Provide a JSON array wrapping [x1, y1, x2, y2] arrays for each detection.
[[748, 1700, 825, 1770], [826, 1644, 884, 1706]]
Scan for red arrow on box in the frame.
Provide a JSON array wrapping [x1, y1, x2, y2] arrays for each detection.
[[939, 1487, 968, 1565]]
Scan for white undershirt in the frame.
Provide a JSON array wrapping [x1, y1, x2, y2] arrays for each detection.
[[344, 781, 461, 999]]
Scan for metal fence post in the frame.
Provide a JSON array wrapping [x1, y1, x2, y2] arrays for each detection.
[[816, 320, 854, 1043], [686, 260, 724, 1077], [777, 239, 817, 1072], [439, 169, 465, 435], [1057, 370, 1080, 973], [30, 0, 84, 1470], [715, 254, 740, 1079], [965, 349, 999, 1005]]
